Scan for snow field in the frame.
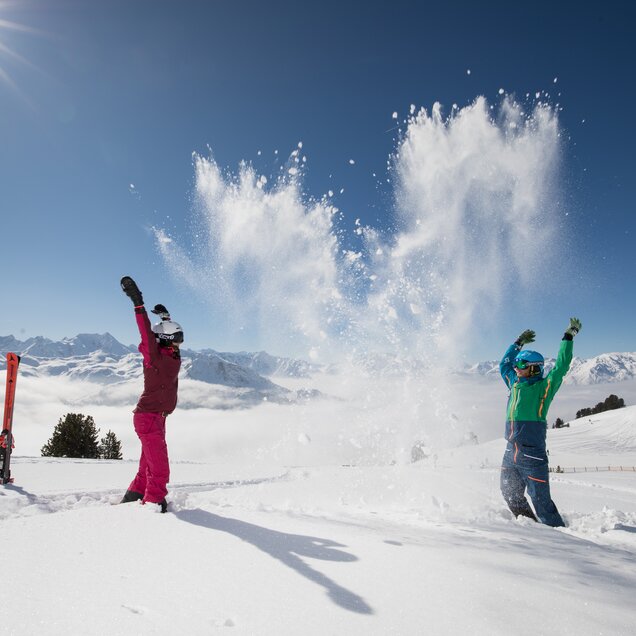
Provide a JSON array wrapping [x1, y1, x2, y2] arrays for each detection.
[[2, 414, 636, 636], [2, 371, 635, 634]]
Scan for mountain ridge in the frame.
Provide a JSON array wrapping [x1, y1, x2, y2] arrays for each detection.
[[1, 334, 635, 387], [461, 352, 636, 385], [0, 334, 317, 406]]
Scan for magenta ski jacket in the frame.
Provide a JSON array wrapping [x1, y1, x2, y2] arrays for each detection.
[[134, 307, 181, 414]]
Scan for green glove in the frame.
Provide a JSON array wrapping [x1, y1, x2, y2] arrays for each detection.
[[565, 317, 582, 338], [515, 329, 535, 346]]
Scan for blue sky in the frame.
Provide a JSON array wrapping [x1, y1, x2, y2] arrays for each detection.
[[1, 0, 634, 360]]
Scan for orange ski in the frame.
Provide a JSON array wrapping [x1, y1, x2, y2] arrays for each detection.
[[1, 352, 20, 484]]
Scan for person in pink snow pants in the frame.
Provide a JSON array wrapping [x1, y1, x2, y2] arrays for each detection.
[[119, 276, 183, 513]]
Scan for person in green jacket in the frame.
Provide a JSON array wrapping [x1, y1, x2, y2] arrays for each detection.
[[499, 317, 582, 527]]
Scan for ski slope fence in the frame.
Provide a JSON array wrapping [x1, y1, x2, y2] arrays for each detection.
[[550, 466, 636, 474]]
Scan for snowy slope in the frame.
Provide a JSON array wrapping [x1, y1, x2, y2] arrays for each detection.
[[183, 354, 282, 391], [212, 350, 320, 378], [1, 408, 635, 635], [549, 404, 636, 463]]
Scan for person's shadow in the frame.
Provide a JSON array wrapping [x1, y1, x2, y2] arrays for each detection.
[[175, 508, 373, 615], [1, 483, 40, 503]]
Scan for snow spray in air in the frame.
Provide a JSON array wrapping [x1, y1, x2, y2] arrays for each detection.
[[154, 95, 561, 464]]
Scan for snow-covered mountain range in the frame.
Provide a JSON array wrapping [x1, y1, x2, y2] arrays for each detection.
[[462, 352, 636, 385], [0, 334, 322, 406], [1, 334, 635, 390], [0, 333, 134, 358]]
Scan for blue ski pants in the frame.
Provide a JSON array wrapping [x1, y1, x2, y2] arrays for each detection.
[[500, 442, 564, 527]]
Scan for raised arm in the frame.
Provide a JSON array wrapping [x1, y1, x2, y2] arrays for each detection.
[[547, 318, 581, 390], [121, 276, 156, 367], [500, 329, 535, 388], [500, 343, 520, 388]]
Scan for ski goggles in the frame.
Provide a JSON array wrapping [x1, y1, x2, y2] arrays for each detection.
[[515, 359, 542, 369]]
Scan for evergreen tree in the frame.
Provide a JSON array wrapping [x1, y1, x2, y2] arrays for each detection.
[[576, 394, 626, 419], [553, 417, 565, 429], [99, 430, 123, 460], [41, 413, 100, 458], [601, 394, 625, 411]]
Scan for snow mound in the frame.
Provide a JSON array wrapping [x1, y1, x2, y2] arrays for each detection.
[[551, 404, 636, 456]]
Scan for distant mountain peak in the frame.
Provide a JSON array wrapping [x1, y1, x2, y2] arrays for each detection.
[[2, 333, 635, 388], [0, 333, 318, 400], [460, 351, 636, 385], [0, 333, 136, 359]]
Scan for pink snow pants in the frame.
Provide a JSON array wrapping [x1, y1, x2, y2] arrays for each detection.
[[128, 412, 170, 503]]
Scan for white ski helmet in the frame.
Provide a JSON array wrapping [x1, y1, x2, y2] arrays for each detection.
[[152, 319, 184, 344]]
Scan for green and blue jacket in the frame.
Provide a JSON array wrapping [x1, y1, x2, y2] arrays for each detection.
[[500, 337, 573, 452]]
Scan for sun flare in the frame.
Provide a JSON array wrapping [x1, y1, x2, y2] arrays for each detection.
[[0, 4, 43, 97]]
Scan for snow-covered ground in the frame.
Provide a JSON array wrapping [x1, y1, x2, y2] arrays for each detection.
[[2, 402, 635, 635]]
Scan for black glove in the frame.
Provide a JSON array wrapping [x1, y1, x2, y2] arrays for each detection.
[[515, 329, 535, 347], [151, 304, 170, 320], [120, 276, 144, 306]]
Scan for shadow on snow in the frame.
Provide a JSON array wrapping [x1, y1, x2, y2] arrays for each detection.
[[175, 508, 374, 615]]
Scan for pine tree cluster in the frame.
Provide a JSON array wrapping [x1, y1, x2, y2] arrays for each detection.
[[41, 413, 122, 459], [575, 394, 626, 419]]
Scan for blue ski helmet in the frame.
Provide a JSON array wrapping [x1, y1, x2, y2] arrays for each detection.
[[514, 350, 544, 376]]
